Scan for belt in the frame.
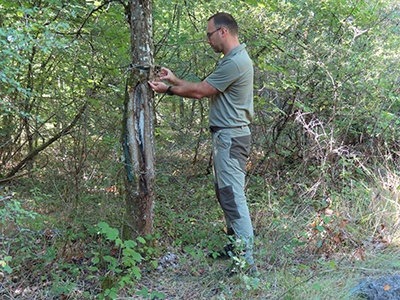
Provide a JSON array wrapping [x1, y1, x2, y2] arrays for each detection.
[[209, 125, 248, 133]]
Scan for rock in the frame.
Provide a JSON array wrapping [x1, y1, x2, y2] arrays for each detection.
[[355, 274, 400, 300], [157, 252, 179, 270]]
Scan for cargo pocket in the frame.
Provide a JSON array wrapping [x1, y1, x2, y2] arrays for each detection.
[[217, 185, 241, 220], [230, 135, 251, 171]]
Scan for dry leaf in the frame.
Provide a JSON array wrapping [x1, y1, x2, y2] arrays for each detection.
[[325, 209, 334, 216], [340, 219, 347, 229], [356, 248, 365, 261], [110, 248, 118, 257]]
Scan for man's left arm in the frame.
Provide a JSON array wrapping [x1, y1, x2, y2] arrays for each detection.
[[148, 67, 219, 99]]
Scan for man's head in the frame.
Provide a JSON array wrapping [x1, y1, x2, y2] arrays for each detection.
[[207, 12, 240, 54], [208, 13, 238, 37]]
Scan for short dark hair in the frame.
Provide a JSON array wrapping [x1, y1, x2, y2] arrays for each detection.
[[208, 12, 238, 36]]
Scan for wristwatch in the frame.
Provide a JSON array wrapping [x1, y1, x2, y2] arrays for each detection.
[[166, 86, 174, 96]]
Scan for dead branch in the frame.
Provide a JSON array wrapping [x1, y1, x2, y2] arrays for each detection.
[[5, 101, 88, 179]]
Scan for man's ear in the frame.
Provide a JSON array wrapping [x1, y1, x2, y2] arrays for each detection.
[[220, 27, 228, 36]]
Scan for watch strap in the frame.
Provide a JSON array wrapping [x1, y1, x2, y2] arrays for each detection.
[[166, 86, 174, 95]]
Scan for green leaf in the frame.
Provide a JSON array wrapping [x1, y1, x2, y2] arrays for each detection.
[[98, 222, 109, 230], [323, 217, 332, 224], [157, 292, 166, 299], [137, 237, 146, 243], [131, 266, 142, 279], [152, 292, 166, 299], [3, 265, 12, 273], [98, 222, 119, 241], [106, 228, 119, 240], [103, 255, 116, 264], [184, 246, 194, 254], [124, 240, 137, 248], [151, 260, 158, 268], [123, 248, 142, 262], [316, 226, 325, 232], [109, 290, 118, 299], [136, 287, 149, 297]]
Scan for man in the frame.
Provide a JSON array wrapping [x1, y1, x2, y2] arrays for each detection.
[[148, 12, 255, 271]]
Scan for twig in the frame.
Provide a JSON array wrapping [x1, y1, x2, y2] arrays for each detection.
[[0, 171, 35, 184], [0, 196, 13, 202], [0, 281, 15, 300], [273, 274, 316, 299], [155, 40, 204, 47]]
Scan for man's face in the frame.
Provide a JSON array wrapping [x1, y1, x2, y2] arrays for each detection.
[[207, 19, 223, 53]]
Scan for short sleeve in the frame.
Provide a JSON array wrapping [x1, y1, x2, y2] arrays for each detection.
[[206, 59, 240, 92]]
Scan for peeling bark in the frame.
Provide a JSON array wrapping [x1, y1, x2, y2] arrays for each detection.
[[122, 0, 155, 239]]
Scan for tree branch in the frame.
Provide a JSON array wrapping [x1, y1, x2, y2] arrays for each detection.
[[5, 101, 88, 179]]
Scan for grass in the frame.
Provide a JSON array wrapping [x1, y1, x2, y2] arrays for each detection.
[[1, 132, 400, 300]]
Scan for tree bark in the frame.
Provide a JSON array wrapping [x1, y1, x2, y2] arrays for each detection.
[[122, 0, 155, 239]]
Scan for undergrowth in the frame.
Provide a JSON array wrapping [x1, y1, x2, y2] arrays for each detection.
[[1, 131, 400, 300]]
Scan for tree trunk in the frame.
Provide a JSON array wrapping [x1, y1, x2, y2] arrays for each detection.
[[122, 0, 155, 240]]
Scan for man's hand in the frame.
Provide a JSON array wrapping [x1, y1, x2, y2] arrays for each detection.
[[159, 67, 178, 85], [147, 67, 176, 94], [148, 81, 168, 93], [148, 67, 178, 93], [148, 66, 219, 99]]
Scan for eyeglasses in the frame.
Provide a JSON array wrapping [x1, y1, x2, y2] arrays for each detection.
[[207, 27, 221, 39]]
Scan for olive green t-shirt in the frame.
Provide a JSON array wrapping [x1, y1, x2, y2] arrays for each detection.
[[206, 43, 253, 127]]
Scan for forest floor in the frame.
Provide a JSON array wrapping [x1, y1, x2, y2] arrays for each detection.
[[1, 137, 400, 300]]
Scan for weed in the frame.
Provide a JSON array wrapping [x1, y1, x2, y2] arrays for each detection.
[[91, 221, 165, 299]]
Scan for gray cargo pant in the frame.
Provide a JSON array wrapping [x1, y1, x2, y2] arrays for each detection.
[[211, 126, 254, 266]]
